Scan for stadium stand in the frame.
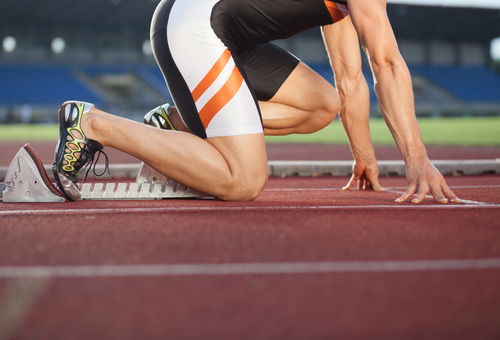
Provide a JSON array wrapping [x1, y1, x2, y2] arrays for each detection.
[[0, 1, 499, 121], [0, 65, 102, 106], [136, 66, 171, 100], [412, 66, 500, 103]]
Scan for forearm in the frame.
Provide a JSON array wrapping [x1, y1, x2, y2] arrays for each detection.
[[321, 20, 376, 162], [372, 58, 428, 162], [337, 77, 376, 162], [344, 0, 459, 203]]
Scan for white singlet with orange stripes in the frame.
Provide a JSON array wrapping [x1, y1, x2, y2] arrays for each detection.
[[166, 0, 263, 138]]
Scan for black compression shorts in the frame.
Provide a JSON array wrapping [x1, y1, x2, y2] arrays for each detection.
[[240, 43, 300, 102]]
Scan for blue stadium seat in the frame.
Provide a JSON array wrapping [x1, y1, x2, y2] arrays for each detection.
[[0, 65, 102, 105], [81, 65, 130, 76], [411, 66, 500, 103], [2, 63, 498, 108], [310, 63, 500, 104], [136, 66, 171, 99]]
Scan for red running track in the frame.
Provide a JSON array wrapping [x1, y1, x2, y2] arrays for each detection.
[[0, 176, 500, 339], [1, 141, 499, 166]]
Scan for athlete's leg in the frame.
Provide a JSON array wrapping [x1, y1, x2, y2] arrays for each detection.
[[103, 0, 267, 201], [259, 62, 341, 135], [82, 108, 268, 201], [148, 44, 342, 136], [239, 44, 341, 136], [144, 62, 341, 136]]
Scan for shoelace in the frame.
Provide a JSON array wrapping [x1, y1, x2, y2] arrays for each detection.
[[82, 149, 110, 183]]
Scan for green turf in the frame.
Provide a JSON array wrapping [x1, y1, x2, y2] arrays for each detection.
[[265, 117, 500, 146], [0, 124, 58, 141], [0, 117, 499, 145]]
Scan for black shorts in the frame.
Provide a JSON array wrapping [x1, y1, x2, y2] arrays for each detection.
[[239, 43, 300, 102]]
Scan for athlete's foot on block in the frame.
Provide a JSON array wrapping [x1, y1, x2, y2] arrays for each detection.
[[53, 101, 109, 201], [143, 103, 191, 132]]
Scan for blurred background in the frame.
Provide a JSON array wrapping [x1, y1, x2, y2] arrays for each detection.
[[0, 0, 499, 124]]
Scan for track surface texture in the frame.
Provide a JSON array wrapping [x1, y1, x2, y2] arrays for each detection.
[[1, 141, 499, 165], [1, 174, 500, 340]]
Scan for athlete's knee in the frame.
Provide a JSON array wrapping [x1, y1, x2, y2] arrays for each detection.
[[307, 87, 340, 132], [319, 87, 340, 123], [218, 168, 268, 201]]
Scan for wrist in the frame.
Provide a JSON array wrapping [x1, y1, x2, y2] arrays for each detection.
[[401, 142, 428, 163], [351, 150, 376, 163], [405, 154, 429, 165]]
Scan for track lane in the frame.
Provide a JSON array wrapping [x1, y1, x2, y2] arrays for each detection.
[[1, 176, 499, 339]]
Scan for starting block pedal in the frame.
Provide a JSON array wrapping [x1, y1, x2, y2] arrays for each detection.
[[136, 161, 168, 184], [1, 145, 206, 202], [2, 144, 66, 202]]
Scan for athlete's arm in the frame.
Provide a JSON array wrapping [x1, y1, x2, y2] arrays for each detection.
[[347, 0, 460, 203], [322, 17, 383, 191]]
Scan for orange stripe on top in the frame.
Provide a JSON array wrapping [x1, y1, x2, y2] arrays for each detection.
[[198, 66, 244, 128], [191, 49, 232, 102], [324, 1, 347, 23]]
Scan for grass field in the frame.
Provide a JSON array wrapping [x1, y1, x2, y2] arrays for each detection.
[[0, 117, 499, 146]]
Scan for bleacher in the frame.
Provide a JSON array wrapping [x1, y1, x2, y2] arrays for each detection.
[[0, 65, 102, 106], [136, 66, 170, 99], [411, 66, 500, 103], [0, 63, 499, 122]]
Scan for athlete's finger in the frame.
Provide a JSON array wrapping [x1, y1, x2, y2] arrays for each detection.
[[357, 173, 365, 190], [430, 185, 448, 204], [366, 173, 385, 192], [358, 172, 366, 190], [395, 182, 417, 203], [342, 174, 357, 191], [365, 180, 372, 190], [442, 183, 461, 203], [359, 177, 365, 190], [412, 184, 429, 204]]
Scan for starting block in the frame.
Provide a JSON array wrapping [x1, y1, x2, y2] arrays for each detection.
[[80, 163, 204, 200], [1, 144, 206, 202], [2, 144, 65, 202]]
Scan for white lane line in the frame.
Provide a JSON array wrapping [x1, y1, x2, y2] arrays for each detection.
[[1, 258, 500, 279], [386, 184, 500, 190], [266, 185, 499, 205], [385, 189, 491, 206], [0, 277, 49, 340], [0, 204, 499, 216], [265, 188, 342, 192], [265, 184, 500, 192]]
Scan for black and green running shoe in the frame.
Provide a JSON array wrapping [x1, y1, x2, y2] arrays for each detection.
[[53, 101, 108, 201], [143, 103, 178, 130]]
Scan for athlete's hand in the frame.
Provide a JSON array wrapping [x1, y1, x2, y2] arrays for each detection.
[[396, 159, 461, 204], [343, 159, 384, 192]]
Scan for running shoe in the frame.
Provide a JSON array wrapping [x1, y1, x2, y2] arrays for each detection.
[[143, 103, 178, 130], [53, 101, 109, 201]]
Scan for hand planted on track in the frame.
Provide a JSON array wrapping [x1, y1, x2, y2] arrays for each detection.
[[343, 159, 384, 192], [396, 159, 461, 204]]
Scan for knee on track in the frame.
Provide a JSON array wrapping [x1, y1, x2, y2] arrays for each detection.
[[217, 170, 268, 201]]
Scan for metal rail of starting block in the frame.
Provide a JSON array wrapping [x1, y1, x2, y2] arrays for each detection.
[[1, 144, 205, 202], [80, 173, 204, 200]]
